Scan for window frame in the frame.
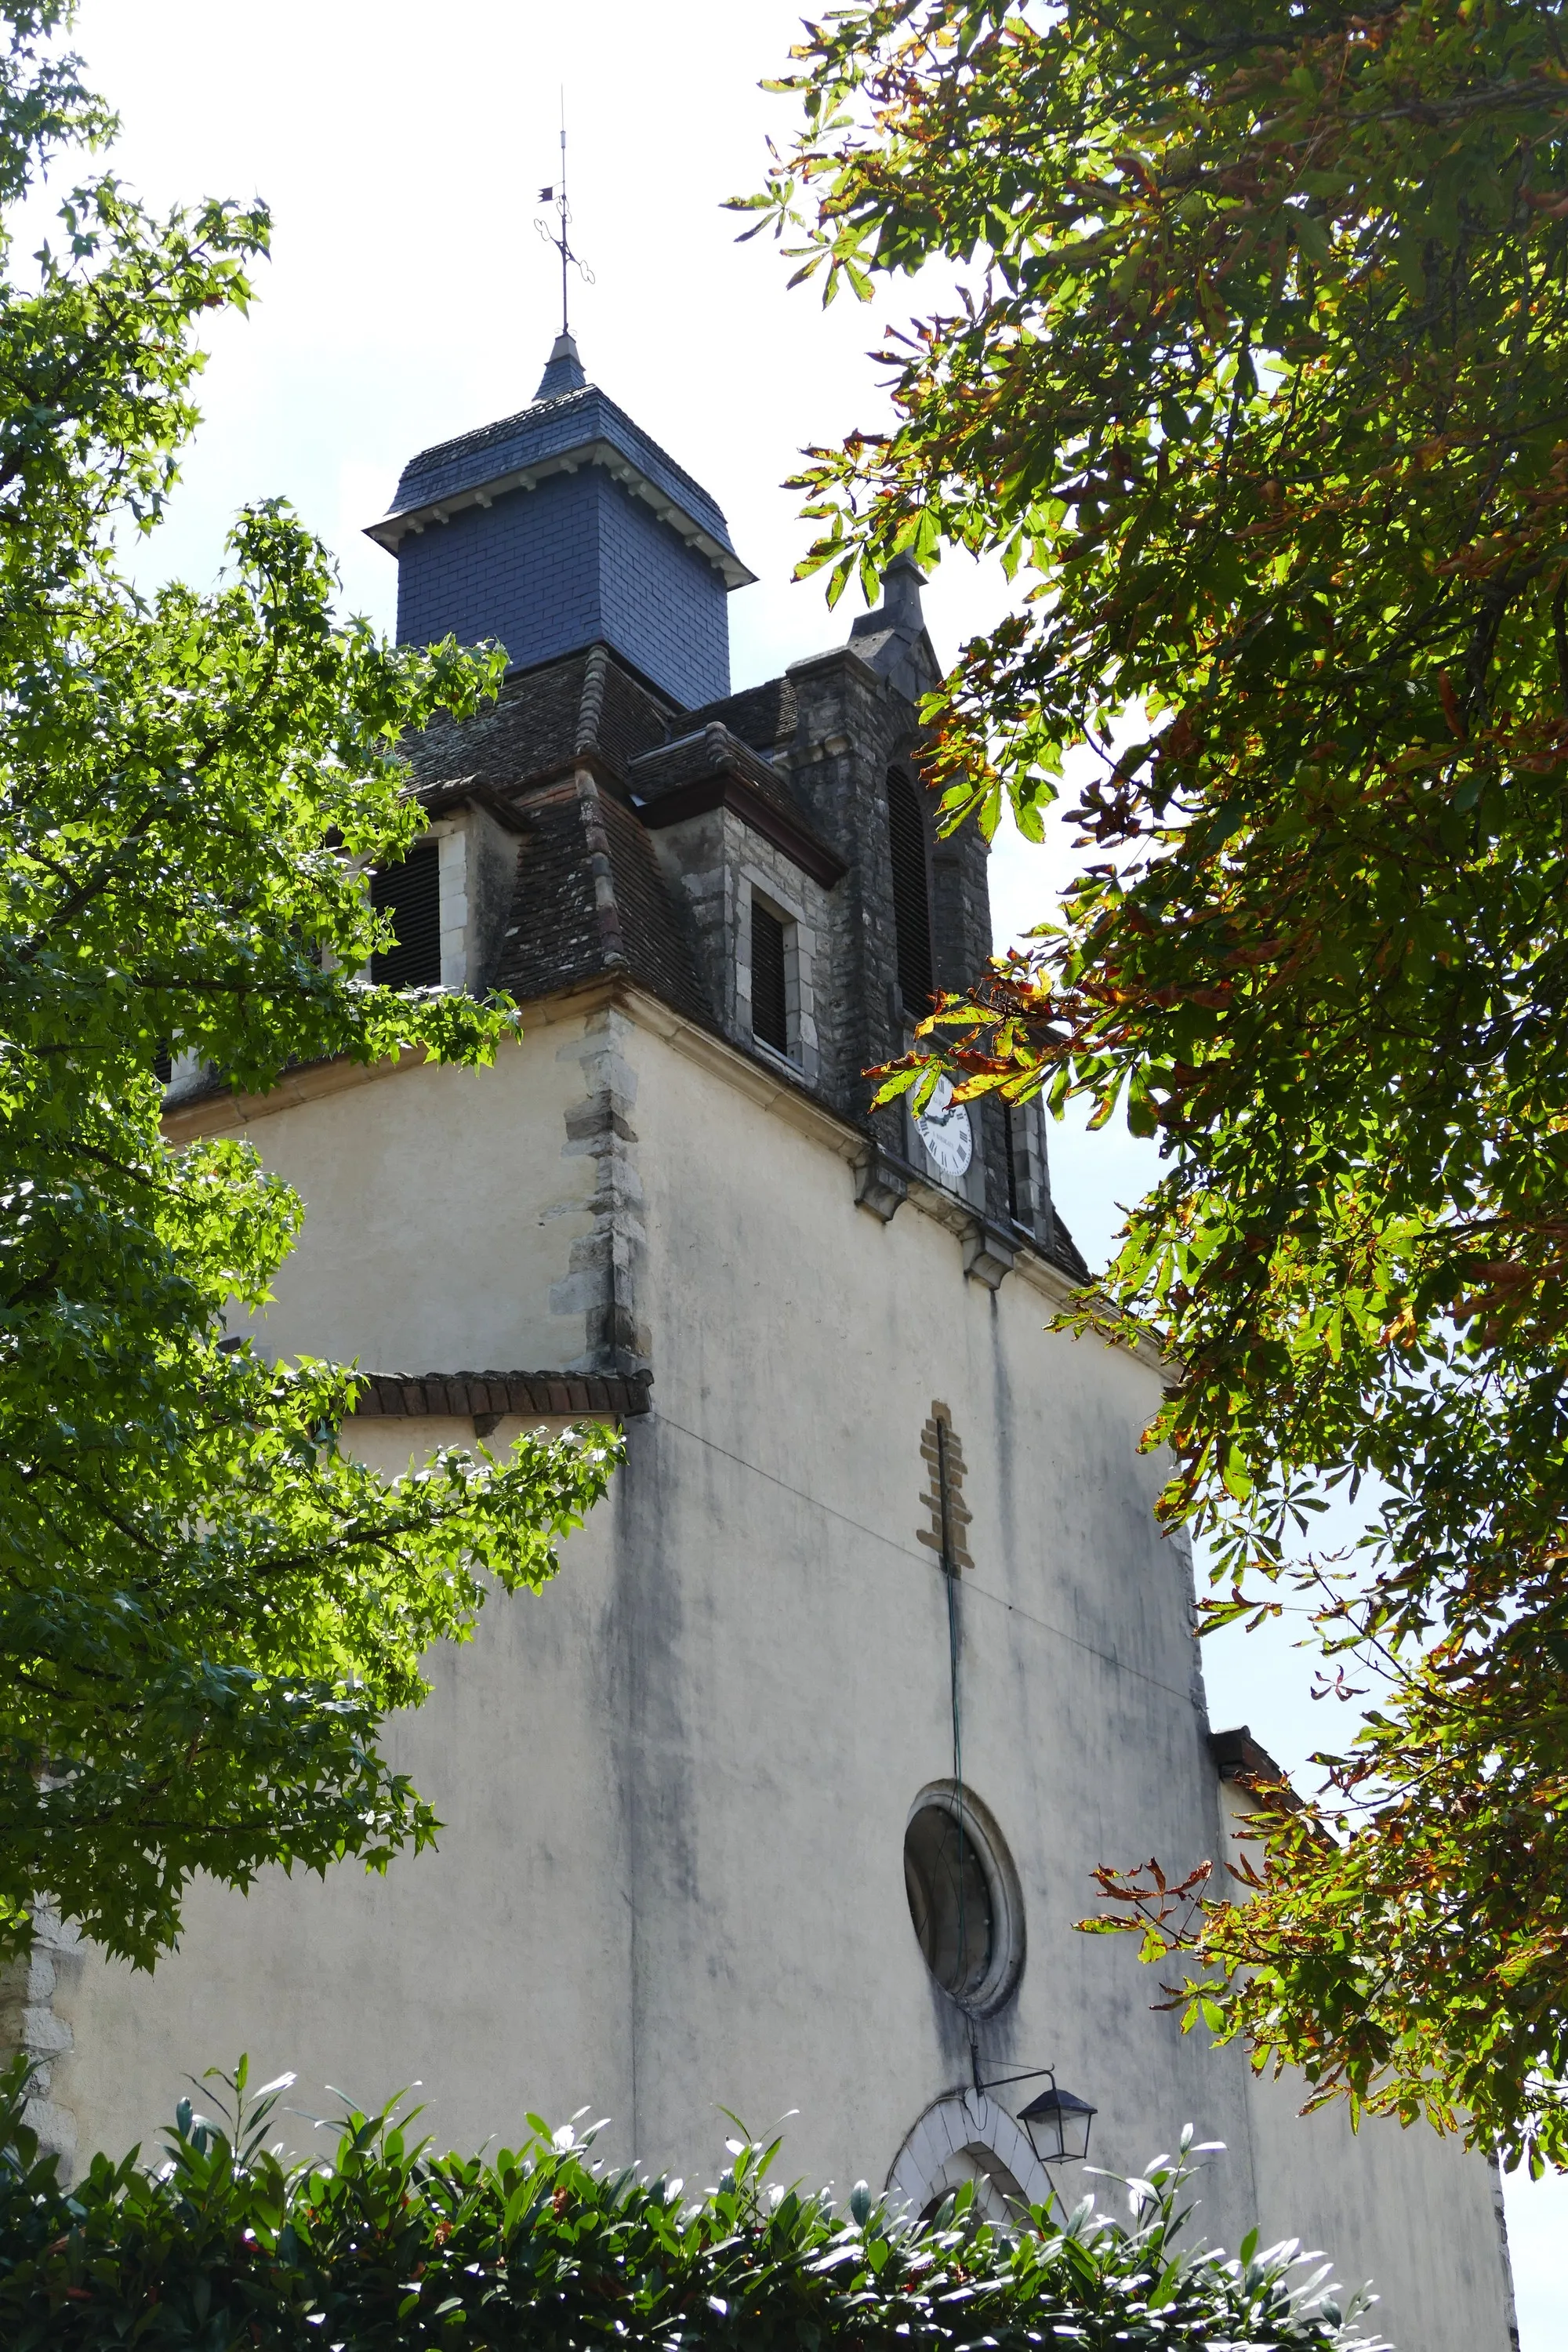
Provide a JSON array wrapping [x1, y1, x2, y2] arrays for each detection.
[[741, 875, 812, 1075], [749, 894, 791, 1058]]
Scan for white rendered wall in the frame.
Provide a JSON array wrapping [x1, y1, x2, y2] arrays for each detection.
[[1214, 1777, 1517, 2347], [46, 997, 1511, 2350]]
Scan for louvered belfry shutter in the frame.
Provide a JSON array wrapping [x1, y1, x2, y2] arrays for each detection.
[[751, 900, 789, 1053], [371, 843, 442, 989], [887, 770, 934, 1018]]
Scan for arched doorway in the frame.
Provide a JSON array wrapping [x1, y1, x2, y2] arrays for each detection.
[[885, 2089, 1053, 2225]]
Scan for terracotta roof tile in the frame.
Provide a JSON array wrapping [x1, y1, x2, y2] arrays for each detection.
[[684, 678, 798, 750], [350, 1370, 653, 1420]]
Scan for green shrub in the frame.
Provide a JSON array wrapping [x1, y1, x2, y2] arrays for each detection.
[[0, 2056, 1381, 2349]]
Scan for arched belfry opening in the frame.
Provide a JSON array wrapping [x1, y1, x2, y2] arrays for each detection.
[[887, 768, 935, 1019]]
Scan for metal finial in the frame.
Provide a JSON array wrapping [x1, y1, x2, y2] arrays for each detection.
[[535, 93, 594, 338]]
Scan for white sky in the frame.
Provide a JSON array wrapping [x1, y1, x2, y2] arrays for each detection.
[[58, 5, 1562, 2329]]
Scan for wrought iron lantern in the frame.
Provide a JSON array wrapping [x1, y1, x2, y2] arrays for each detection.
[[1017, 2075, 1097, 2165], [972, 2058, 1097, 2165]]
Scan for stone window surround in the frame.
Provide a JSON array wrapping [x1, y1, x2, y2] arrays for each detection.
[[162, 811, 506, 1110], [416, 811, 478, 993], [737, 866, 820, 1086], [335, 824, 468, 996], [354, 805, 508, 996], [1004, 1094, 1050, 1238]]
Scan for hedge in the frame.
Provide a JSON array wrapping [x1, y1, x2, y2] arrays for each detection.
[[0, 2056, 1382, 2349]]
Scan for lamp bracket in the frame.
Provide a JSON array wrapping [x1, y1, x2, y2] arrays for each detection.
[[969, 2051, 1058, 2098]]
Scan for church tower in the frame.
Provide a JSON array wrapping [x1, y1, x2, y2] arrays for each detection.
[[38, 340, 1515, 2352], [367, 331, 752, 711]]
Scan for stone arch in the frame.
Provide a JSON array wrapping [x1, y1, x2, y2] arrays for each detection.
[[885, 2089, 1051, 2226]]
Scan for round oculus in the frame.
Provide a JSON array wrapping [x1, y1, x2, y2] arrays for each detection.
[[902, 1784, 1025, 2015], [915, 1074, 974, 1180]]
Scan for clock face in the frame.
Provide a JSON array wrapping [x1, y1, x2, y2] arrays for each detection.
[[915, 1074, 974, 1181]]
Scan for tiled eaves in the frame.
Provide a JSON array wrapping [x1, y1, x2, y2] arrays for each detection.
[[1210, 1726, 1293, 1790], [414, 775, 532, 830], [638, 769, 846, 893], [630, 720, 793, 805], [350, 1368, 652, 1421]]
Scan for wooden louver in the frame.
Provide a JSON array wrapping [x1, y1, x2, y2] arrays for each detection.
[[751, 899, 789, 1054], [887, 770, 934, 1018], [371, 842, 442, 989]]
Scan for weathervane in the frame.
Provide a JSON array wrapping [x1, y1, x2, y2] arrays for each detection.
[[535, 96, 594, 338]]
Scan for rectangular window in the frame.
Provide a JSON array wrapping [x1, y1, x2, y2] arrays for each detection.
[[371, 842, 441, 989], [751, 898, 789, 1055]]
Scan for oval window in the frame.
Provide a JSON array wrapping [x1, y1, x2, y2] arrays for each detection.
[[903, 1784, 1024, 2015]]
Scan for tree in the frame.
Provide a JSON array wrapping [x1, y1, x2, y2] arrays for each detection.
[[746, 0, 1568, 2167], [0, 2059, 1379, 2350], [0, 2, 613, 1972]]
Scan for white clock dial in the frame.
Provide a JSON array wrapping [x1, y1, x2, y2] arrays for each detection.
[[914, 1074, 974, 1181]]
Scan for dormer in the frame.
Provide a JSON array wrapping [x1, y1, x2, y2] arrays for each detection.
[[361, 368, 1082, 1287], [632, 721, 846, 1088]]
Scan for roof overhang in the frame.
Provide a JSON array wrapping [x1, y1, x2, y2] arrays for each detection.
[[350, 1368, 652, 1421], [366, 438, 757, 590], [637, 769, 846, 890]]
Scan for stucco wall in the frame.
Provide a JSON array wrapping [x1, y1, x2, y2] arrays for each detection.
[[46, 997, 1510, 2350], [599, 1012, 1243, 2198], [187, 1003, 622, 1375], [1214, 1778, 1516, 2347]]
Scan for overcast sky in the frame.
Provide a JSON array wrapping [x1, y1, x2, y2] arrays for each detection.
[[55, 5, 1562, 2332]]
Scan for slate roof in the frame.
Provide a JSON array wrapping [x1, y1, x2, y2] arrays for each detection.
[[395, 645, 707, 1025], [404, 647, 673, 795], [488, 774, 712, 1029], [165, 630, 1087, 1291], [371, 382, 753, 586], [684, 677, 798, 750], [630, 722, 846, 889]]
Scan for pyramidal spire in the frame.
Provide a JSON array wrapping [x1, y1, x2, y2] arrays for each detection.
[[535, 330, 587, 401]]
